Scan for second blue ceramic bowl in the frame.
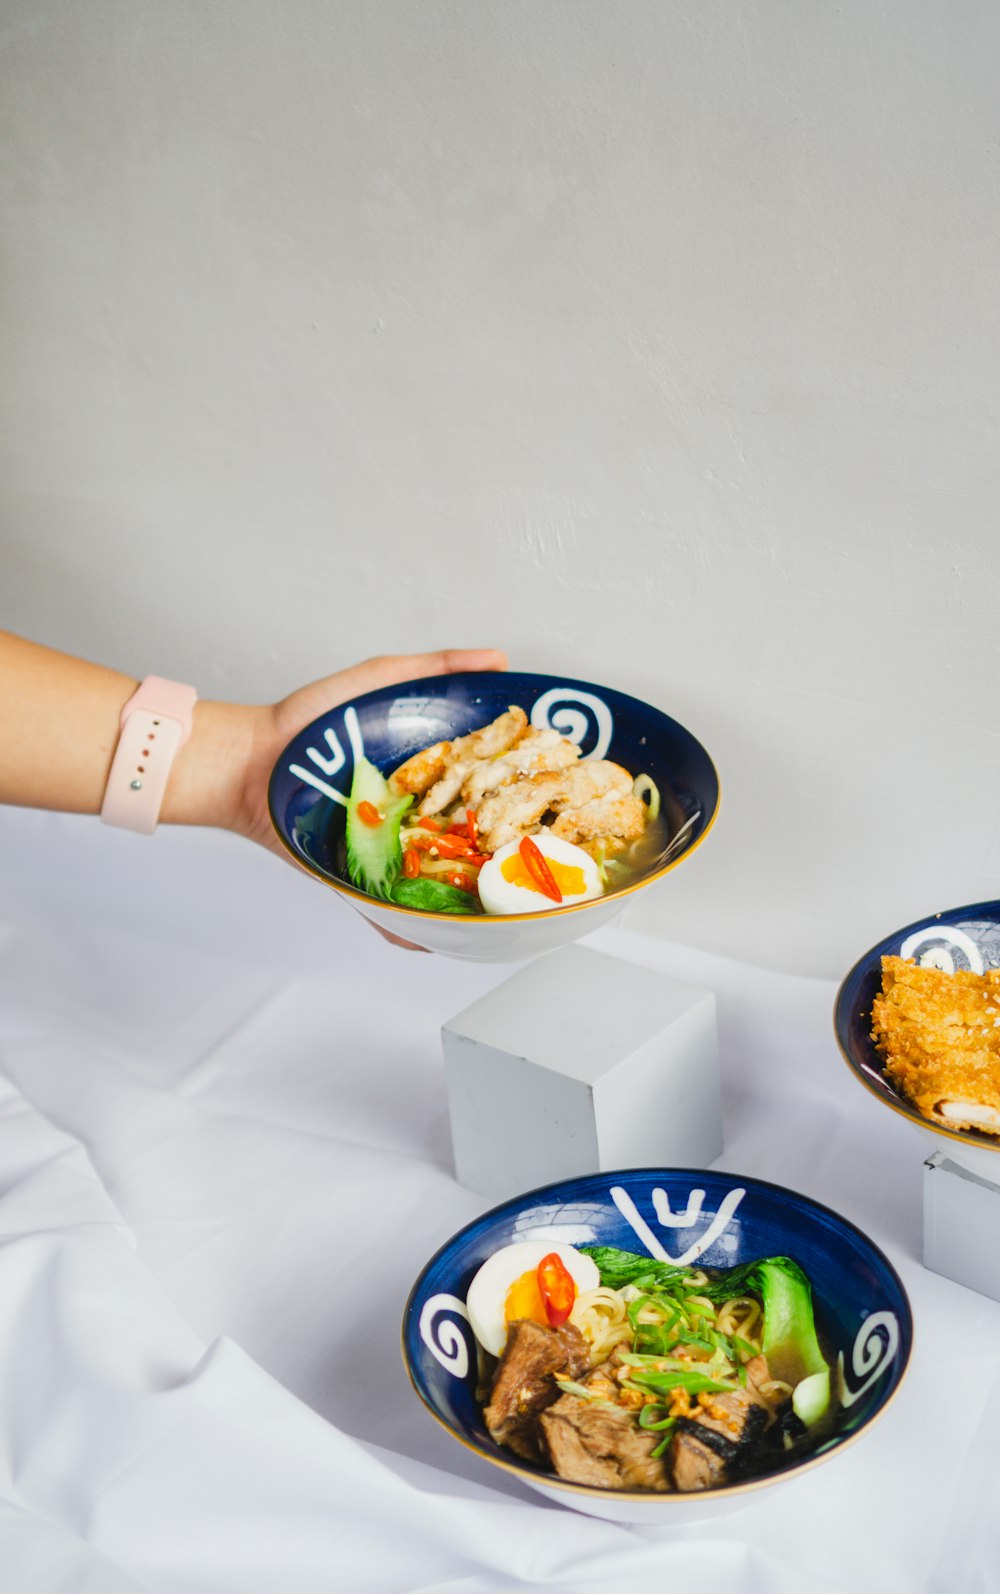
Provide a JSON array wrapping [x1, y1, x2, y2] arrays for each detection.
[[268, 671, 719, 961], [835, 900, 1000, 1174], [402, 1169, 911, 1522]]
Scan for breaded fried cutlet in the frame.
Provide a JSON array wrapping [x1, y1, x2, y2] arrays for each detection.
[[871, 955, 1000, 1134]]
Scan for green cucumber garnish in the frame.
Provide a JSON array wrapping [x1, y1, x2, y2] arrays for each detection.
[[345, 757, 413, 901]]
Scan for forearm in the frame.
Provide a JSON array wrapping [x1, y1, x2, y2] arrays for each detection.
[[0, 631, 258, 830], [0, 634, 505, 860]]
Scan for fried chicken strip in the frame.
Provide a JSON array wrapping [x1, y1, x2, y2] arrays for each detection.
[[551, 792, 648, 847], [389, 740, 453, 797], [416, 707, 529, 816], [460, 727, 581, 807], [474, 759, 646, 853], [474, 771, 568, 852]]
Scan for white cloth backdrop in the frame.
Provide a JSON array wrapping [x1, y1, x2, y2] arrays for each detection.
[[0, 808, 996, 1594]]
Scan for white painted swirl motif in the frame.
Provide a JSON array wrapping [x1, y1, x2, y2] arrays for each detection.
[[611, 1185, 745, 1266], [530, 688, 613, 761], [899, 926, 984, 976], [836, 1310, 900, 1408], [419, 1293, 473, 1378]]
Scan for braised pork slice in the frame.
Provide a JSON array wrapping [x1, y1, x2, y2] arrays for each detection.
[[668, 1372, 772, 1493], [483, 1319, 590, 1463], [540, 1385, 670, 1492]]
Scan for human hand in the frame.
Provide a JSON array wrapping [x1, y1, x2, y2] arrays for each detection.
[[204, 648, 505, 950], [221, 648, 507, 856]]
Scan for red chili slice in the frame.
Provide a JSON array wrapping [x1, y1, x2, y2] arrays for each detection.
[[409, 833, 479, 859], [518, 836, 563, 903], [537, 1253, 575, 1327], [403, 848, 421, 879], [357, 801, 382, 827], [418, 816, 444, 833], [466, 807, 481, 851], [435, 834, 479, 859], [446, 871, 477, 893]]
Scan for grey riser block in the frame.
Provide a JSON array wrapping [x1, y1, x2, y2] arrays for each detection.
[[924, 1151, 1000, 1303], [442, 944, 722, 1200]]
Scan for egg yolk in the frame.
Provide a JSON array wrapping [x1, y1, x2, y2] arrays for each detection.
[[500, 853, 587, 897], [504, 1268, 548, 1327]]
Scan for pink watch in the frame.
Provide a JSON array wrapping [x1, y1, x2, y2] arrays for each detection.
[[100, 676, 198, 834]]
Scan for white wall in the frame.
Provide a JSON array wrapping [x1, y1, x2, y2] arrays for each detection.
[[2, 1, 998, 977]]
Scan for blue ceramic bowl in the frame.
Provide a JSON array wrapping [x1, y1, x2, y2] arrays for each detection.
[[402, 1169, 912, 1522], [835, 900, 1000, 1174], [268, 671, 719, 962]]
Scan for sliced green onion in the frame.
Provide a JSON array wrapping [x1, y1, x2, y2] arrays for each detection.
[[707, 1329, 738, 1359], [616, 1351, 686, 1368], [627, 1294, 652, 1327], [673, 1331, 715, 1353], [555, 1380, 620, 1410], [629, 1369, 732, 1397], [632, 774, 661, 820], [625, 1287, 679, 1313], [638, 1403, 677, 1432], [651, 1425, 677, 1458], [622, 1357, 688, 1373], [633, 1323, 682, 1357], [555, 1379, 598, 1400]]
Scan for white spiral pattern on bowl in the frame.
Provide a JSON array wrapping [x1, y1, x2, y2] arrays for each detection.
[[899, 925, 984, 975], [836, 1310, 900, 1408], [418, 1294, 473, 1377], [529, 688, 613, 761]]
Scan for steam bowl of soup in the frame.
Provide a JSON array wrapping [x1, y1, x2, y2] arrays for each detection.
[[268, 671, 719, 962]]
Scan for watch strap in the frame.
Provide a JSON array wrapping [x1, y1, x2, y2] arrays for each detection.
[[100, 676, 198, 834]]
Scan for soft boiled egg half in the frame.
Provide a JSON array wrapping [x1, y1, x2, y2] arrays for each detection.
[[465, 1241, 600, 1358], [476, 833, 603, 916]]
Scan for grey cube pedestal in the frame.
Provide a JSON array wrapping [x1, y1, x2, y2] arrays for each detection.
[[924, 1151, 1000, 1302], [441, 945, 722, 1201]]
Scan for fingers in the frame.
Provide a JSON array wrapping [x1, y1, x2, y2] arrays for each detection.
[[345, 649, 508, 694], [272, 650, 509, 745], [435, 648, 508, 675]]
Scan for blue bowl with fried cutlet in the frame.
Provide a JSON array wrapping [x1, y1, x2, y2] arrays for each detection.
[[835, 900, 1000, 1178]]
